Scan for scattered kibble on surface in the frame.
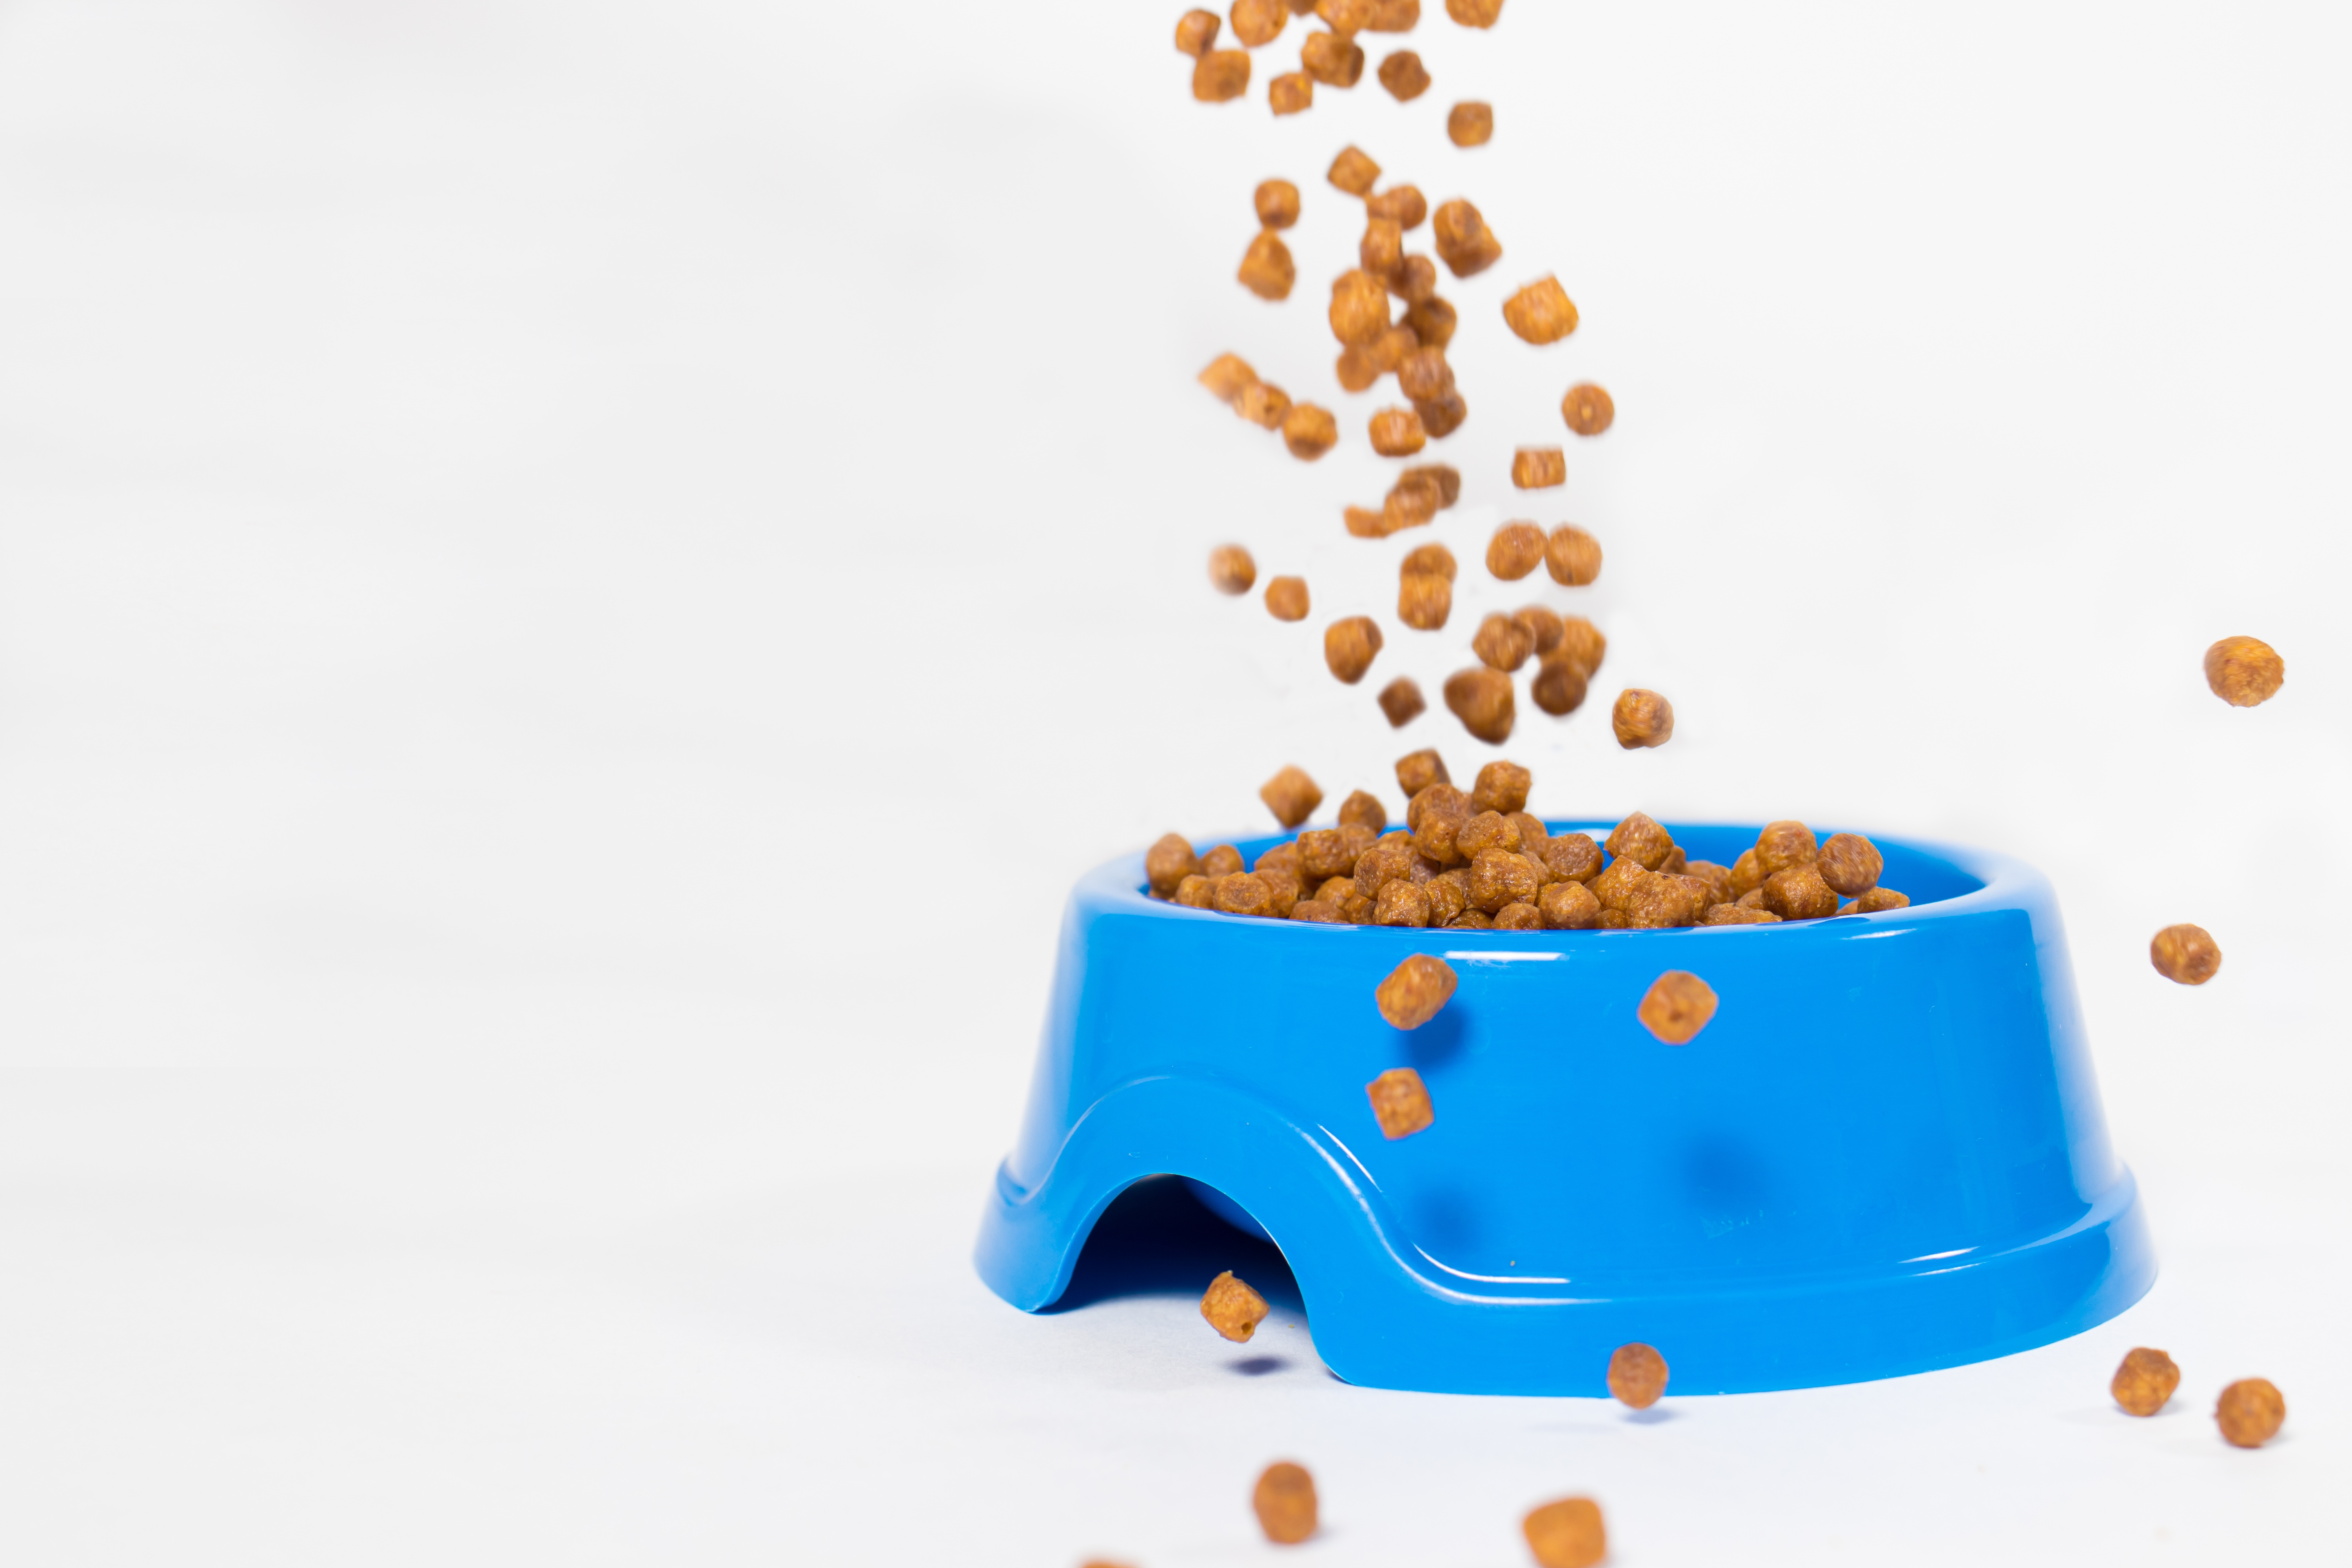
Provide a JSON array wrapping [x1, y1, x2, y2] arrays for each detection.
[[1176, 9, 1222, 55], [1608, 1343, 1669, 1408], [1374, 953, 1457, 1030], [1369, 406, 1426, 456], [1327, 143, 1382, 195], [1637, 970, 1717, 1044], [1281, 401, 1339, 459], [2215, 1378, 2286, 1448], [1255, 179, 1301, 229], [1325, 616, 1385, 683], [1194, 49, 1253, 100], [2203, 635, 2285, 707], [1502, 276, 1579, 344], [1513, 447, 1565, 488], [1447, 100, 1493, 146], [1365, 1065, 1436, 1137], [1445, 666, 1515, 743], [1376, 49, 1430, 99], [1238, 230, 1297, 299], [1545, 524, 1601, 586], [1561, 381, 1614, 435], [1200, 1270, 1271, 1341], [1209, 544, 1257, 595], [1612, 688, 1673, 748], [1253, 1461, 1319, 1544], [2150, 923, 2221, 985], [1523, 1498, 1607, 1568], [2111, 1347, 2180, 1416], [1487, 522, 1547, 581], [1265, 575, 1310, 621]]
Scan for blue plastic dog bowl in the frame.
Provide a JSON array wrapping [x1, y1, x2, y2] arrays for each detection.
[[975, 826, 2154, 1395]]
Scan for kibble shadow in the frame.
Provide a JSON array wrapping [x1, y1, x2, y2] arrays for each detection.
[[1625, 1407, 1679, 1425], [1228, 1356, 1293, 1377], [1044, 1175, 1307, 1316], [1400, 1007, 1468, 1069]]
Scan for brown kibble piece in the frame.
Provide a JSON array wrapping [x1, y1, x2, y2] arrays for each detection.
[[1607, 1342, 1668, 1408], [1374, 953, 1456, 1030], [1612, 688, 1674, 749], [1545, 524, 1602, 586], [2111, 1347, 2180, 1417], [1502, 276, 1579, 345], [1212, 871, 1274, 916], [1365, 184, 1428, 230], [1375, 878, 1432, 927], [1202, 844, 1245, 878], [1260, 764, 1325, 828], [1513, 447, 1566, 488], [1318, 0, 1375, 31], [1199, 352, 1259, 404], [1147, 833, 1203, 897], [1683, 860, 1733, 908], [1469, 849, 1541, 912], [1209, 544, 1258, 595], [1412, 791, 1472, 864], [1531, 654, 1588, 717], [1194, 49, 1252, 100], [1553, 616, 1606, 677], [1590, 854, 1649, 913], [1335, 345, 1379, 393], [1403, 295, 1457, 350], [1174, 874, 1216, 909], [1762, 862, 1839, 920], [1176, 9, 1222, 56], [1298, 829, 1354, 880], [1234, 382, 1292, 429], [1329, 270, 1392, 347], [1539, 879, 1601, 929], [1396, 748, 1450, 797], [2204, 635, 2285, 707], [1444, 667, 1515, 743], [1638, 970, 1718, 1044], [1252, 1461, 1319, 1544], [1514, 605, 1564, 655], [1446, 100, 1493, 146], [1300, 29, 1365, 85], [1376, 49, 1430, 99], [1231, 0, 1290, 47], [1398, 570, 1452, 631], [1290, 899, 1342, 923], [1381, 483, 1437, 542], [1432, 198, 1502, 278], [1703, 903, 1779, 925], [1454, 810, 1521, 859], [1470, 759, 1530, 815], [1396, 346, 1453, 403], [1358, 216, 1403, 283], [1281, 401, 1339, 459], [1523, 1498, 1606, 1568], [1561, 381, 1615, 435], [1367, 322, 1420, 374], [1255, 178, 1301, 229], [1410, 395, 1467, 446], [1365, 1067, 1434, 1140], [1238, 230, 1297, 300], [1815, 832, 1883, 897], [1388, 253, 1438, 303], [1378, 677, 1426, 728], [1369, 406, 1426, 456], [1265, 575, 1310, 621], [1843, 887, 1911, 914], [1445, 0, 1503, 24], [1494, 901, 1541, 930], [1605, 811, 1675, 870], [1268, 69, 1314, 113], [1474, 612, 1536, 672], [1754, 821, 1817, 876], [2151, 923, 2222, 985], [1627, 874, 1703, 930], [1485, 522, 1546, 582], [1324, 616, 1384, 684], [1536, 833, 1602, 884], [1328, 145, 1382, 196], [1200, 1270, 1271, 1341], [1367, 0, 1419, 27], [1338, 789, 1387, 833], [1403, 541, 1458, 580], [1728, 847, 1765, 898], [2214, 1378, 2285, 1448]]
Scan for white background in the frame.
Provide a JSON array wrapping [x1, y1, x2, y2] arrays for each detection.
[[0, 0, 2345, 1561]]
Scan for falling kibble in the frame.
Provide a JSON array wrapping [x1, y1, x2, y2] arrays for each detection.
[[1264, 575, 1310, 621], [1486, 522, 1547, 581], [1637, 971, 1717, 1044], [2111, 1348, 2181, 1416], [1522, 1498, 1607, 1568], [1329, 270, 1393, 346], [1200, 1270, 1272, 1342], [1327, 144, 1382, 196], [1532, 654, 1588, 717], [1238, 230, 1296, 299], [1502, 276, 1579, 344], [1561, 381, 1615, 435], [1612, 688, 1674, 749], [2150, 923, 2221, 985], [1209, 544, 1257, 595], [1814, 832, 1883, 896], [1252, 1462, 1319, 1544], [1260, 764, 1325, 829], [1269, 69, 1314, 113], [1281, 402, 1338, 459], [1473, 612, 1535, 673], [1175, 9, 1222, 56], [1447, 100, 1494, 145], [1446, 0, 1504, 26], [1376, 49, 1430, 99], [2215, 1378, 2286, 1448], [1234, 382, 1292, 428], [1398, 568, 1452, 630], [2203, 635, 2285, 708], [1379, 678, 1428, 729], [1365, 183, 1428, 229], [1544, 525, 1602, 586], [1324, 616, 1385, 683], [1374, 953, 1457, 1029], [1230, 0, 1290, 46], [1199, 351, 1259, 405], [1365, 1066, 1436, 1137], [1301, 29, 1366, 86], [1255, 179, 1301, 229], [1445, 666, 1516, 743], [1194, 49, 1252, 101], [1513, 447, 1566, 488], [1368, 406, 1427, 456], [1607, 1343, 1669, 1408], [1432, 198, 1503, 277]]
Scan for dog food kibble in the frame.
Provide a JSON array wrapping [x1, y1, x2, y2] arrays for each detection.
[[1334, 344, 1380, 392], [1377, 49, 1431, 99], [1447, 99, 1494, 145], [1194, 49, 1253, 100], [1432, 198, 1503, 277], [1376, 878, 1433, 927], [1369, 406, 1426, 456], [1324, 616, 1385, 683], [1268, 69, 1315, 113], [1703, 903, 1779, 925], [1367, 321, 1420, 375], [1537, 879, 1600, 928], [2150, 923, 2222, 985], [1445, 666, 1516, 743], [1513, 447, 1566, 488], [1531, 655, 1588, 717], [1490, 900, 1539, 930], [1378, 677, 1427, 727], [1840, 887, 1910, 915], [1753, 821, 1815, 876], [1561, 381, 1615, 435], [1399, 569, 1452, 630], [1762, 863, 1839, 920], [1200, 1270, 1272, 1341], [2214, 1378, 2286, 1448], [1260, 764, 1325, 828], [1238, 230, 1297, 299], [1199, 352, 1259, 404], [1503, 276, 1579, 345], [1446, 0, 1503, 25], [1368, 0, 1419, 27], [1359, 216, 1404, 282], [1552, 615, 1605, 677], [1366, 183, 1428, 229], [1403, 294, 1458, 350], [1176, 9, 1222, 55], [1255, 178, 1302, 228], [1415, 388, 1470, 439], [1470, 849, 1542, 912], [1174, 873, 1216, 909], [1396, 747, 1451, 797], [1320, 0, 1375, 31], [1231, 0, 1290, 45], [1611, 688, 1674, 749], [1474, 612, 1536, 672], [1212, 871, 1274, 916], [1471, 759, 1531, 814], [1604, 811, 1673, 869], [1147, 833, 1204, 898], [1281, 401, 1339, 459], [1537, 832, 1602, 885], [1329, 270, 1392, 346], [1264, 575, 1310, 621], [1327, 144, 1382, 196], [1365, 1067, 1436, 1139], [1607, 1343, 1669, 1408], [1638, 970, 1718, 1044], [2111, 1347, 2181, 1417], [1814, 833, 1883, 896], [1208, 544, 1258, 595], [1523, 1498, 1607, 1568], [1544, 525, 1602, 586], [1395, 347, 1452, 404], [1338, 790, 1388, 833], [1374, 953, 1457, 1030], [1403, 541, 1458, 581], [1300, 29, 1365, 85], [1454, 810, 1520, 859], [1202, 844, 1246, 879], [1487, 522, 1547, 581], [1252, 1461, 1319, 1544], [1234, 381, 1292, 428], [2203, 635, 2285, 707], [1513, 605, 1564, 656]]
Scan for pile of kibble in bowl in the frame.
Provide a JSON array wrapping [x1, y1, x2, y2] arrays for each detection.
[[1144, 751, 1909, 931]]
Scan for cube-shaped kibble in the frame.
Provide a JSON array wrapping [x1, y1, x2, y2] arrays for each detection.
[[1327, 143, 1382, 195], [1513, 447, 1566, 488], [1200, 1270, 1271, 1342], [1522, 1498, 1607, 1568], [1637, 970, 1718, 1044], [1260, 765, 1325, 829], [1374, 957, 1455, 1031], [1365, 1066, 1434, 1138], [1503, 276, 1579, 344], [1447, 100, 1493, 146]]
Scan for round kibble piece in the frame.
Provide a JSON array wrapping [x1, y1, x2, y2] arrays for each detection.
[[1255, 178, 1301, 229], [1846, 886, 1910, 913], [1366, 183, 1427, 230], [1396, 747, 1450, 797], [1545, 524, 1602, 586], [1762, 863, 1839, 920], [1237, 230, 1296, 299], [1412, 388, 1468, 439], [1403, 295, 1457, 350], [1396, 346, 1452, 403], [1359, 216, 1403, 280], [1378, 676, 1426, 727], [1513, 605, 1564, 656], [1367, 0, 1418, 29], [1338, 789, 1387, 833], [1335, 344, 1378, 392], [1446, 99, 1492, 146], [2204, 635, 2285, 707], [1403, 540, 1457, 580], [1523, 1498, 1606, 1568], [1325, 615, 1385, 684], [1539, 879, 1601, 928], [1607, 1343, 1668, 1408], [1444, 666, 1515, 744], [1537, 833, 1602, 884], [1703, 903, 1779, 925], [1231, 0, 1290, 46], [1531, 654, 1588, 717], [1561, 381, 1615, 435], [1375, 878, 1431, 927], [1376, 48, 1430, 99], [1612, 688, 1674, 749], [1200, 1271, 1271, 1342], [1321, 0, 1376, 32], [1374, 952, 1457, 1029], [2151, 923, 2221, 985], [1455, 810, 1521, 859], [2111, 1347, 2181, 1417], [1327, 144, 1382, 195], [1471, 759, 1530, 815], [1366, 1065, 1435, 1138], [1513, 447, 1566, 488], [1268, 69, 1314, 113], [1281, 401, 1338, 459], [1194, 49, 1252, 100], [1213, 872, 1274, 916], [1301, 29, 1365, 85], [1265, 575, 1310, 621], [1399, 570, 1452, 631], [1754, 821, 1816, 876], [1174, 874, 1216, 909], [1815, 832, 1883, 896], [1368, 322, 1419, 374], [1176, 9, 1222, 56], [1474, 612, 1536, 672], [1252, 1461, 1319, 1544], [1554, 616, 1606, 677], [1488, 522, 1547, 581], [1201, 846, 1246, 881], [1637, 970, 1718, 1044], [1369, 406, 1426, 456], [1502, 276, 1579, 345], [1605, 811, 1675, 870], [1329, 269, 1392, 345], [1494, 900, 1542, 930], [1146, 833, 1203, 897], [1209, 544, 1257, 595], [1289, 899, 1341, 923], [2215, 1378, 2285, 1448], [1446, 0, 1503, 26]]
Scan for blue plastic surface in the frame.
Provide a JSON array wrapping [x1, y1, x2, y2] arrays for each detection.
[[975, 826, 2154, 1395]]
